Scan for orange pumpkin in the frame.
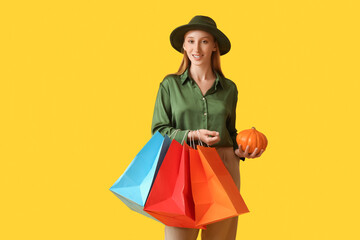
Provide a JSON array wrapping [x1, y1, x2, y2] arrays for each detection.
[[236, 127, 268, 154]]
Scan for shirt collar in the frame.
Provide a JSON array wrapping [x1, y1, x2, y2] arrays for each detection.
[[180, 67, 224, 89]]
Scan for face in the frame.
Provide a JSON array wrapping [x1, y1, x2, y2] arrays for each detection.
[[183, 30, 217, 67]]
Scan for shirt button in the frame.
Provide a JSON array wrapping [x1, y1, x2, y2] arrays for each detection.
[[202, 97, 205, 100], [204, 112, 207, 116]]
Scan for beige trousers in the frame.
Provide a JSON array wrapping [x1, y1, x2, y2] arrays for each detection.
[[164, 147, 241, 240]]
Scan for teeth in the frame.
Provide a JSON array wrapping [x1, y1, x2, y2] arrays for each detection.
[[193, 55, 201, 58]]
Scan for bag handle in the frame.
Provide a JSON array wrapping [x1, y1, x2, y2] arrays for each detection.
[[168, 129, 190, 145], [188, 130, 211, 148], [189, 131, 195, 149], [168, 129, 180, 140], [195, 130, 203, 146], [181, 130, 190, 145]]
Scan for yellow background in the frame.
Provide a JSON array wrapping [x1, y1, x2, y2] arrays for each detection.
[[1, 0, 359, 239]]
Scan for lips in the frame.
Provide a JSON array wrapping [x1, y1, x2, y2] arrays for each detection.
[[192, 54, 203, 60]]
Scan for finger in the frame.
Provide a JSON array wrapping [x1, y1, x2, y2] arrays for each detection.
[[235, 149, 239, 157], [250, 148, 259, 158], [238, 144, 244, 154], [237, 145, 245, 158], [256, 149, 264, 158], [205, 130, 219, 137], [206, 135, 220, 140], [244, 145, 250, 157], [234, 149, 244, 158], [207, 136, 220, 145], [239, 144, 245, 155], [203, 137, 213, 146]]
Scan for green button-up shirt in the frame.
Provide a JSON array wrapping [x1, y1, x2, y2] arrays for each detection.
[[151, 67, 240, 151]]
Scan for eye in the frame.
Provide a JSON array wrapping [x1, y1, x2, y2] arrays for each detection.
[[188, 40, 194, 43], [202, 40, 208, 43]]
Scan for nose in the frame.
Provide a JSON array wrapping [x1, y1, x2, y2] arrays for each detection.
[[194, 41, 200, 52]]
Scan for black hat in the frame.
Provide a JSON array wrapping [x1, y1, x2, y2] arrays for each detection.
[[170, 15, 231, 56]]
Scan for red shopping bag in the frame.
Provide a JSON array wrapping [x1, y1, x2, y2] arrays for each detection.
[[190, 145, 250, 226], [144, 140, 205, 229]]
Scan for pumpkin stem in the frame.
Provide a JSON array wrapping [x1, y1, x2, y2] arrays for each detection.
[[252, 127, 256, 130]]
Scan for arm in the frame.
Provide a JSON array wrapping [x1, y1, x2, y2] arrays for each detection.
[[228, 87, 245, 161], [151, 82, 190, 144]]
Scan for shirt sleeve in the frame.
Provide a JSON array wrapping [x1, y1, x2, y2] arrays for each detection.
[[228, 85, 238, 150], [151, 81, 190, 144], [227, 85, 245, 161]]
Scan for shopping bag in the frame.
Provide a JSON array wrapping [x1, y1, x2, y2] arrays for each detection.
[[109, 131, 171, 221], [144, 140, 205, 229], [190, 145, 250, 226]]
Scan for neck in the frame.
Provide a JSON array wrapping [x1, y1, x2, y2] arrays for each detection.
[[188, 64, 215, 82]]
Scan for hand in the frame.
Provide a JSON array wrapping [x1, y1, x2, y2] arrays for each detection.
[[190, 129, 220, 146], [235, 144, 264, 159]]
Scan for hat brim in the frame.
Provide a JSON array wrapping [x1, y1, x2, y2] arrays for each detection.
[[170, 24, 231, 56]]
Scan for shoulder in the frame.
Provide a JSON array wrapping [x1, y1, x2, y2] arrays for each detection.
[[221, 76, 238, 93], [159, 73, 182, 90], [161, 73, 178, 83]]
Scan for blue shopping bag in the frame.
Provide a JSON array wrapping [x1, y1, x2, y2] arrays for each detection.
[[110, 131, 171, 220]]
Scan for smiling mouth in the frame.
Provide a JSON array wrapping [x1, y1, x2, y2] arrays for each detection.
[[192, 54, 203, 59]]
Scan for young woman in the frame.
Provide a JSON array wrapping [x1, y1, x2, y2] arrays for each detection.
[[151, 15, 264, 240]]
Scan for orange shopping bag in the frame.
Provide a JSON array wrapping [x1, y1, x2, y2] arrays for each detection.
[[189, 142, 250, 226]]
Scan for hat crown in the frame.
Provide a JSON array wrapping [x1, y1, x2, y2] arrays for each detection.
[[188, 15, 217, 28]]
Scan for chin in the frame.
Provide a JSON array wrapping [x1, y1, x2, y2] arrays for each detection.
[[191, 61, 210, 66]]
